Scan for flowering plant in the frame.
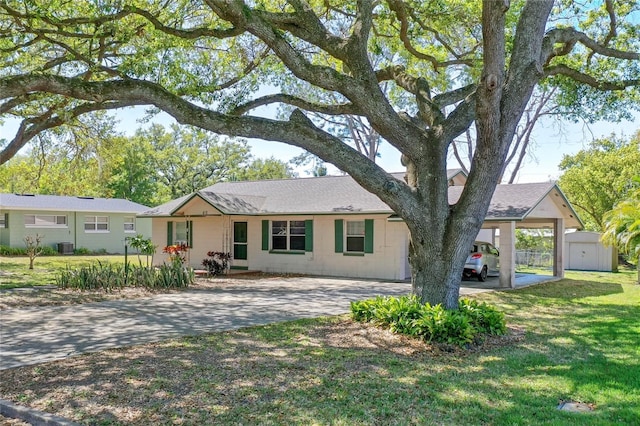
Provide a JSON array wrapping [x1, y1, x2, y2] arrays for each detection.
[[163, 243, 189, 265]]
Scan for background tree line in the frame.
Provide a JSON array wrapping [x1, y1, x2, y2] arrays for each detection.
[[0, 115, 292, 207]]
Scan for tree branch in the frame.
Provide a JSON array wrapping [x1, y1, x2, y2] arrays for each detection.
[[545, 64, 640, 90], [542, 27, 639, 65], [386, 0, 473, 69], [0, 100, 136, 165], [0, 73, 418, 213], [231, 94, 360, 116]]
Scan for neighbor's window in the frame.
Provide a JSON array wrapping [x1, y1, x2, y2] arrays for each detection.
[[271, 220, 306, 251], [346, 220, 365, 252], [25, 214, 67, 228], [84, 216, 109, 232], [0, 213, 6, 228], [124, 216, 136, 232]]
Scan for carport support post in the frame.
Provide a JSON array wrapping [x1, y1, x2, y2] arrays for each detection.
[[553, 218, 565, 278], [499, 221, 516, 288]]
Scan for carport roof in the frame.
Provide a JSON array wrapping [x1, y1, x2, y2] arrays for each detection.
[[139, 172, 582, 228]]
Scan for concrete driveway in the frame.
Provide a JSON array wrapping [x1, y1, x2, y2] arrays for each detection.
[[1, 277, 416, 370]]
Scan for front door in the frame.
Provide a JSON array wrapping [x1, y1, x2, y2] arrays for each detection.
[[232, 222, 248, 269]]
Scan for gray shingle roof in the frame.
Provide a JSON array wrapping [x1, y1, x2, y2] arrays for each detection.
[[447, 182, 558, 220], [0, 193, 150, 213], [140, 170, 579, 226]]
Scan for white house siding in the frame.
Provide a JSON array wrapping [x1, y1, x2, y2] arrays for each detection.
[[246, 215, 408, 281], [152, 213, 409, 281]]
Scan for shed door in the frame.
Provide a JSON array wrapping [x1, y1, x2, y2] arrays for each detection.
[[570, 243, 597, 270]]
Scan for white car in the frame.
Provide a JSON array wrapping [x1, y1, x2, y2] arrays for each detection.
[[463, 241, 500, 282]]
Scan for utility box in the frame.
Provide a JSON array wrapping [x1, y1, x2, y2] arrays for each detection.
[[57, 242, 74, 255], [565, 231, 617, 272]]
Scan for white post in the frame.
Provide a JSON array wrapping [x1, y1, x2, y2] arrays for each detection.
[[499, 221, 516, 288], [553, 218, 565, 278]]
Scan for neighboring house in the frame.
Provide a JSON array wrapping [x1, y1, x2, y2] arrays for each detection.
[[140, 170, 583, 288], [0, 193, 151, 254], [565, 231, 618, 272]]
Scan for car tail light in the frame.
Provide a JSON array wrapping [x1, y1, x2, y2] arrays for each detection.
[[471, 253, 482, 259]]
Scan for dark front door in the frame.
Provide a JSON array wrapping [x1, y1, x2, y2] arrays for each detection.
[[233, 222, 248, 261]]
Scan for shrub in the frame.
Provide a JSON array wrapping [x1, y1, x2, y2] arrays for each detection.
[[40, 246, 58, 256], [202, 251, 232, 276], [73, 247, 92, 255], [0, 245, 27, 256], [458, 298, 507, 335], [351, 296, 507, 346], [56, 261, 194, 291]]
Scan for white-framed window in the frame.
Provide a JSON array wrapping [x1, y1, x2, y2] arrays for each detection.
[[124, 216, 136, 233], [0, 213, 7, 229], [271, 220, 306, 251], [174, 221, 188, 245], [346, 220, 366, 252], [84, 215, 109, 232], [24, 214, 67, 228]]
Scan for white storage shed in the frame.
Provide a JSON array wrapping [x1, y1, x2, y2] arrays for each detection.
[[565, 231, 618, 272]]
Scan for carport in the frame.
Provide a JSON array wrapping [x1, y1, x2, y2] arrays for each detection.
[[451, 183, 583, 288]]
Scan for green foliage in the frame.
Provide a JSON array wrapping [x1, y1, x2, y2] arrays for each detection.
[[0, 245, 28, 256], [73, 247, 92, 255], [602, 180, 640, 282], [127, 234, 157, 266], [56, 261, 194, 291], [351, 296, 506, 346], [558, 133, 640, 231], [515, 229, 552, 251], [0, 122, 292, 207], [0, 245, 57, 256]]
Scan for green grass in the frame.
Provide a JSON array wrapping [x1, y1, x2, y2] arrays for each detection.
[[0, 255, 127, 289], [1, 270, 638, 425]]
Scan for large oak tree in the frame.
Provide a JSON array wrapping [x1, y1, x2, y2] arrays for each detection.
[[1, 0, 639, 308]]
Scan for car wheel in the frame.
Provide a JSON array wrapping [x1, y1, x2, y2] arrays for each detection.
[[478, 266, 488, 282]]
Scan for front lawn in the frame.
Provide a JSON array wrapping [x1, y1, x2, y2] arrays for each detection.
[[1, 270, 638, 425], [0, 255, 127, 289]]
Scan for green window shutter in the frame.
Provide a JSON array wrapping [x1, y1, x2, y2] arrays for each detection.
[[262, 220, 269, 251], [188, 220, 194, 248], [4, 213, 8, 229], [364, 219, 374, 253], [334, 219, 343, 253], [305, 220, 313, 252], [167, 221, 173, 246]]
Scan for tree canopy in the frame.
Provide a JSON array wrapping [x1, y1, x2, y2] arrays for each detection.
[[0, 121, 293, 206], [1, 0, 639, 307], [558, 132, 640, 231], [602, 177, 640, 283]]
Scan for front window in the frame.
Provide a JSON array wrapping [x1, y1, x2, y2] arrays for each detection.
[[175, 222, 188, 244], [124, 217, 136, 233], [346, 220, 365, 252], [85, 216, 109, 232], [25, 214, 67, 228], [0, 214, 6, 228], [271, 220, 306, 251]]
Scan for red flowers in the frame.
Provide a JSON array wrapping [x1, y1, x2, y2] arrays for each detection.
[[163, 243, 189, 264]]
